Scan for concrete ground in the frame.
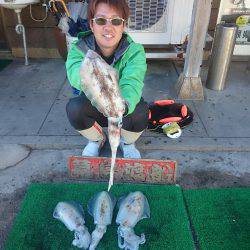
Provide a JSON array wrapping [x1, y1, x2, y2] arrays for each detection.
[[0, 58, 250, 248]]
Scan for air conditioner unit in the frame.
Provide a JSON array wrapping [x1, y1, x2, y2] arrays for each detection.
[[126, 0, 194, 46]]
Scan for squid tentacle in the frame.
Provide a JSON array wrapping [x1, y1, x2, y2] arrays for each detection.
[[118, 226, 146, 250], [89, 225, 107, 250], [108, 116, 123, 191], [72, 226, 91, 249]]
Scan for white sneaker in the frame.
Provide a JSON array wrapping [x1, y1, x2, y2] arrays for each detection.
[[82, 137, 106, 157], [120, 140, 141, 159]]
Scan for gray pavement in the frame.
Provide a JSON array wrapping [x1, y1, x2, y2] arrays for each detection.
[[0, 58, 250, 248], [0, 59, 250, 175]]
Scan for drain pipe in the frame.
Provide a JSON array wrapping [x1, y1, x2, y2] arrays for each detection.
[[14, 9, 29, 66]]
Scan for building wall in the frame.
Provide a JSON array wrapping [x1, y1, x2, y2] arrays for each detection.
[[209, 0, 221, 36], [0, 9, 8, 50], [1, 5, 61, 58], [0, 0, 221, 59]]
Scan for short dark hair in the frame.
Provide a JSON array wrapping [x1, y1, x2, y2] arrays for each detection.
[[87, 0, 130, 22]]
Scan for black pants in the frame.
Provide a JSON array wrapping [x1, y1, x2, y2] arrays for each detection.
[[66, 94, 149, 132]]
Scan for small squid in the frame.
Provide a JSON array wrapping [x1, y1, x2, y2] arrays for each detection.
[[53, 201, 91, 249], [88, 191, 116, 249], [116, 191, 150, 250]]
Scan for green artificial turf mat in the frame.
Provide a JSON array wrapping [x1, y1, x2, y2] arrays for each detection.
[[4, 183, 195, 250], [0, 59, 12, 71], [183, 188, 250, 250]]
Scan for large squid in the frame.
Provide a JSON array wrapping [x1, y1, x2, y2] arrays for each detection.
[[116, 191, 150, 250], [80, 50, 125, 191]]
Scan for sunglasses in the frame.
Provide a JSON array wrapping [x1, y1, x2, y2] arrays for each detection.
[[92, 17, 125, 26]]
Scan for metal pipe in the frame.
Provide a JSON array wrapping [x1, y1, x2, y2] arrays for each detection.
[[247, 31, 250, 72], [206, 23, 238, 91], [14, 9, 29, 66]]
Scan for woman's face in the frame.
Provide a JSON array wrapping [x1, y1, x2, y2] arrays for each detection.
[[90, 3, 125, 57]]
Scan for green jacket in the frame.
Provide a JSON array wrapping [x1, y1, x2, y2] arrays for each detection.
[[66, 31, 147, 115]]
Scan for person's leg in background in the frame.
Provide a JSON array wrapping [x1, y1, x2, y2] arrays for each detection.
[[121, 98, 148, 158], [66, 94, 108, 157]]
